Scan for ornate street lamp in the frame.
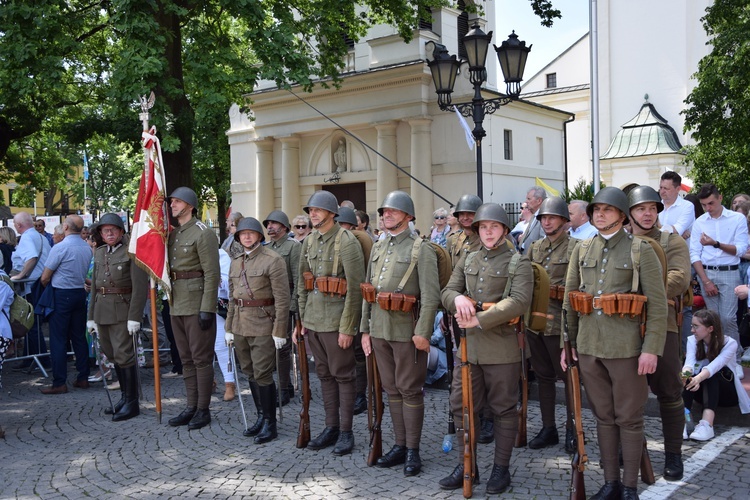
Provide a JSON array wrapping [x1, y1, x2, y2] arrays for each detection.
[[426, 23, 531, 199]]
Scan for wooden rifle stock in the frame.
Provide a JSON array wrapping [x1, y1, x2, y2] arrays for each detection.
[[445, 313, 456, 435], [640, 439, 655, 485], [460, 328, 475, 498], [466, 297, 520, 325], [366, 350, 384, 466], [514, 318, 528, 448], [295, 316, 311, 449], [563, 310, 587, 500]]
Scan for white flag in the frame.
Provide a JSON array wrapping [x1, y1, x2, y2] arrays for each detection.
[[454, 106, 475, 151]]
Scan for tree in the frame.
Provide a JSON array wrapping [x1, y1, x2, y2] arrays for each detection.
[[683, 0, 750, 198]]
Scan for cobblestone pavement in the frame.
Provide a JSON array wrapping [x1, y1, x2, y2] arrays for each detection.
[[1, 359, 749, 499]]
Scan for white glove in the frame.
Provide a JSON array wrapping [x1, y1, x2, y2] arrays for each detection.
[[86, 320, 98, 334], [127, 321, 141, 335], [274, 336, 287, 350], [225, 332, 234, 346]]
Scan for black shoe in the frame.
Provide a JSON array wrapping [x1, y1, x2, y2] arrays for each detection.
[[187, 408, 211, 430], [307, 426, 340, 451], [663, 452, 683, 481], [621, 486, 639, 500], [486, 464, 511, 494], [376, 445, 407, 468], [332, 430, 354, 456], [353, 392, 367, 415], [278, 390, 290, 407], [529, 426, 559, 450], [244, 413, 265, 437], [438, 464, 480, 490], [112, 366, 139, 422], [254, 419, 278, 444], [477, 417, 494, 444], [404, 448, 421, 476], [105, 395, 126, 415], [565, 428, 576, 454], [590, 480, 621, 500], [168, 407, 197, 427], [112, 399, 140, 421]]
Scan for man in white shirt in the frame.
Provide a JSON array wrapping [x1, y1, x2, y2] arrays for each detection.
[[568, 200, 597, 240], [659, 171, 695, 239]]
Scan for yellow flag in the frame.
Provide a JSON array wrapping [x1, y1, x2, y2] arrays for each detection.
[[535, 177, 560, 197]]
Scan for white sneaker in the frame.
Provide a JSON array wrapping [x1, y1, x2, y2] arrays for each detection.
[[683, 424, 688, 440], [689, 420, 715, 441], [741, 348, 750, 363]]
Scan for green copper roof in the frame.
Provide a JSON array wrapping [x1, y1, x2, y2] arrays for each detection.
[[601, 101, 684, 159]]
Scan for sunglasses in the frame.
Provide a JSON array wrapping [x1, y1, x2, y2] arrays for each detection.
[[294, 225, 308, 229], [434, 216, 446, 220]]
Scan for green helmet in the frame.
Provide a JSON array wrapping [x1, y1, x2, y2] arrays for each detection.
[[234, 217, 265, 243], [536, 197, 570, 221], [378, 190, 415, 219], [97, 213, 124, 232], [472, 203, 510, 231], [169, 186, 198, 209], [263, 210, 291, 230], [627, 185, 664, 213], [336, 206, 359, 226], [587, 187, 630, 224], [303, 190, 339, 214], [453, 194, 483, 217]]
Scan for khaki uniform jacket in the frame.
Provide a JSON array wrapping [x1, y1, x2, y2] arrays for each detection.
[[168, 217, 220, 315], [563, 229, 668, 358], [87, 239, 148, 325], [226, 246, 290, 339], [529, 234, 576, 336], [352, 229, 373, 264], [297, 223, 364, 336], [442, 244, 533, 365], [267, 236, 301, 314], [360, 230, 440, 341], [446, 230, 481, 269]]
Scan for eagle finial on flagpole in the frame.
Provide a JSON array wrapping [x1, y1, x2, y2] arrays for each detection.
[[139, 91, 156, 131]]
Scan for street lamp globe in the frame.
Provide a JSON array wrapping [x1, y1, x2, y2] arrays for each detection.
[[426, 42, 461, 108], [495, 31, 532, 97], [463, 23, 493, 84]]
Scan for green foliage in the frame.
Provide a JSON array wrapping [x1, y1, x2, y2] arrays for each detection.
[[683, 0, 750, 199], [562, 177, 606, 203]]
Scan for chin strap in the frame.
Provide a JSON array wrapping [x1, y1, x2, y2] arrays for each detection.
[[599, 220, 621, 232], [313, 215, 331, 230]]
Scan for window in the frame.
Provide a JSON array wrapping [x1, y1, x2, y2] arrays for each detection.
[[457, 1, 469, 60], [504, 130, 513, 160], [546, 73, 557, 89], [537, 137, 544, 165], [7, 189, 14, 207]]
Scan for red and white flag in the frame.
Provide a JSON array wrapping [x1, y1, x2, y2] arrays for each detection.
[[129, 126, 171, 298]]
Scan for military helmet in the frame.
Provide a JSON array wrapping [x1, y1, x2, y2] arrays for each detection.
[[453, 194, 483, 217], [336, 206, 359, 226], [472, 203, 510, 231], [169, 186, 198, 209], [234, 217, 265, 243], [536, 197, 570, 221], [262, 210, 291, 230], [627, 185, 664, 213], [378, 190, 415, 219], [587, 186, 630, 224], [303, 190, 339, 214], [97, 213, 125, 232]]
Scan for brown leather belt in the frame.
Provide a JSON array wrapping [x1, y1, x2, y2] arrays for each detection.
[[98, 287, 132, 295], [234, 298, 275, 307], [171, 270, 204, 280]]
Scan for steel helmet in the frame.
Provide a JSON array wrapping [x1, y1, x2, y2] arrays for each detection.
[[536, 197, 570, 221], [627, 185, 664, 213], [263, 210, 291, 230], [234, 217, 265, 243], [336, 206, 359, 226], [97, 213, 125, 232], [378, 191, 415, 219], [472, 203, 510, 232], [169, 187, 198, 209], [453, 194, 483, 217], [587, 187, 630, 224], [303, 190, 339, 215]]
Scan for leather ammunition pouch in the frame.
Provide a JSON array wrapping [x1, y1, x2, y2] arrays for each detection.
[[360, 282, 376, 303], [303, 271, 314, 291], [375, 292, 418, 312], [569, 291, 647, 317], [549, 284, 566, 301]]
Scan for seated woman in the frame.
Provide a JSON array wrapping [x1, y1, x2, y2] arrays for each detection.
[[682, 309, 750, 441]]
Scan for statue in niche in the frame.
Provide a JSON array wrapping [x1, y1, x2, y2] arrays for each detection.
[[333, 139, 347, 173]]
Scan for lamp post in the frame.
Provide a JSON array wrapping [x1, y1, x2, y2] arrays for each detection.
[[426, 23, 531, 199]]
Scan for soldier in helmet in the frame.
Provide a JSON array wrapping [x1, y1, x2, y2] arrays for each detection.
[[262, 210, 300, 406], [166, 187, 221, 430], [360, 191, 440, 477], [294, 190, 364, 455], [527, 197, 577, 452], [439, 203, 533, 494], [224, 217, 290, 443], [562, 186, 667, 500], [86, 214, 148, 420], [628, 185, 691, 481]]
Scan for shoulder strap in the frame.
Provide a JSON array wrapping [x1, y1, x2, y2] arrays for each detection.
[[660, 230, 670, 250], [502, 252, 521, 300], [332, 228, 344, 276], [394, 236, 422, 293], [631, 237, 642, 292]]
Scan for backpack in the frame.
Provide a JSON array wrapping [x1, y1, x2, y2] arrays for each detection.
[[401, 238, 452, 290], [0, 274, 35, 339], [500, 252, 551, 332]]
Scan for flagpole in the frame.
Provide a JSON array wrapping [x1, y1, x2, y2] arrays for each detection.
[[139, 92, 162, 423]]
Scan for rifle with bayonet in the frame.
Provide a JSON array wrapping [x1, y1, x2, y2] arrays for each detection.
[[459, 327, 475, 498], [563, 309, 587, 500], [514, 317, 528, 448], [366, 349, 384, 466], [295, 314, 311, 449]]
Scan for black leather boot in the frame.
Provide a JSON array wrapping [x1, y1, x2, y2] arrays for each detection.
[[112, 365, 140, 422], [244, 381, 264, 437], [254, 383, 278, 444], [486, 464, 511, 494], [168, 406, 197, 427], [404, 448, 421, 476], [621, 486, 639, 500], [333, 430, 354, 456], [105, 365, 126, 415], [565, 427, 576, 454], [663, 452, 683, 481], [477, 417, 494, 444], [376, 445, 407, 467], [589, 480, 621, 500], [438, 463, 480, 490], [529, 426, 559, 449], [307, 426, 340, 450], [353, 392, 367, 415], [188, 408, 211, 430]]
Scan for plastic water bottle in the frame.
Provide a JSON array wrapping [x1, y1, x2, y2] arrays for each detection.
[[442, 434, 453, 453], [685, 408, 695, 435]]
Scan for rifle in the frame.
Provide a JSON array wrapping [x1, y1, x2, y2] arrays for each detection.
[[466, 297, 520, 325], [366, 349, 384, 466], [514, 318, 528, 448], [563, 310, 587, 500], [295, 315, 311, 449], [640, 439, 655, 485], [459, 327, 475, 498], [444, 313, 456, 436]]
